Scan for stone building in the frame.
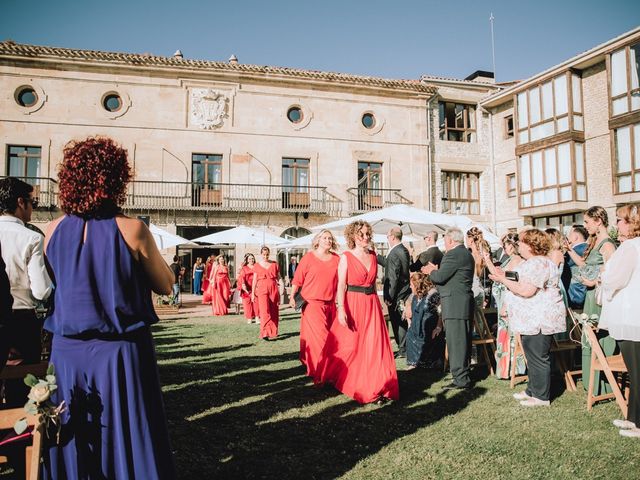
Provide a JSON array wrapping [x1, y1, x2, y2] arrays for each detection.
[[2, 26, 639, 282], [481, 26, 640, 233]]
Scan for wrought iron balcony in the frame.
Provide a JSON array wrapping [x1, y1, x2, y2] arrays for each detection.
[[124, 181, 343, 216], [0, 176, 58, 209], [346, 187, 412, 214]]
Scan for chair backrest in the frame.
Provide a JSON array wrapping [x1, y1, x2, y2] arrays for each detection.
[[0, 410, 42, 480]]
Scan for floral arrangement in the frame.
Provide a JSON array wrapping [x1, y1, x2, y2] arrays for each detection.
[[14, 364, 66, 442]]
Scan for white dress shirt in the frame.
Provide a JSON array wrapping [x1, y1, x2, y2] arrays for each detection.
[[0, 215, 52, 310], [599, 237, 640, 341]]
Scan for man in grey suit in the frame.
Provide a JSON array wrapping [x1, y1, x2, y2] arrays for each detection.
[[410, 231, 443, 272], [422, 227, 475, 389], [378, 227, 411, 358]]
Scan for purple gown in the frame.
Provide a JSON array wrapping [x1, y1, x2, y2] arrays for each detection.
[[43, 215, 175, 479]]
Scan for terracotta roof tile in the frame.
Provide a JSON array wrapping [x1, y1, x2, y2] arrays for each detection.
[[0, 41, 437, 94]]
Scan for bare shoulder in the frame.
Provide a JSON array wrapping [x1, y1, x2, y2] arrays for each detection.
[[115, 215, 150, 253], [43, 215, 65, 250]]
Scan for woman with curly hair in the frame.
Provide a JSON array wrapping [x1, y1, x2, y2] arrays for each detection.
[[466, 226, 493, 307], [210, 254, 231, 316], [317, 220, 399, 404], [600, 204, 640, 438], [404, 272, 443, 370], [490, 229, 566, 407], [43, 137, 175, 478], [289, 229, 340, 379]]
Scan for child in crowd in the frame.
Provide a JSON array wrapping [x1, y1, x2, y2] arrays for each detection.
[[405, 272, 443, 370]]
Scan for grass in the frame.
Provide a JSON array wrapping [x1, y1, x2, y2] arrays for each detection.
[[154, 309, 638, 480]]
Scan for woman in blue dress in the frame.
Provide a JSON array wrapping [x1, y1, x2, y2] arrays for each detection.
[[192, 256, 204, 295], [405, 273, 443, 370], [43, 137, 175, 479]]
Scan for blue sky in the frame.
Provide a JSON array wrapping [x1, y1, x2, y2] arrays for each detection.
[[0, 0, 638, 82]]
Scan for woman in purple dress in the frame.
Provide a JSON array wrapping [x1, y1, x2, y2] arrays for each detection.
[[43, 137, 175, 479]]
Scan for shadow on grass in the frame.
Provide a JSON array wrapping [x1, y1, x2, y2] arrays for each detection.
[[153, 318, 488, 479]]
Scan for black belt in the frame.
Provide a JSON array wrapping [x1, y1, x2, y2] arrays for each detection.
[[347, 284, 376, 295]]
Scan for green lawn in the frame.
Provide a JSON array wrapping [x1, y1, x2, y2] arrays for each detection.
[[155, 310, 639, 480]]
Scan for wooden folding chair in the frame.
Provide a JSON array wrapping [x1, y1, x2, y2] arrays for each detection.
[[443, 308, 496, 374], [584, 325, 629, 417], [0, 409, 43, 480], [510, 333, 528, 388]]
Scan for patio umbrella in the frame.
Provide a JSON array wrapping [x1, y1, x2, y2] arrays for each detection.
[[149, 224, 195, 250], [191, 225, 288, 246], [284, 232, 420, 248], [311, 204, 453, 237]]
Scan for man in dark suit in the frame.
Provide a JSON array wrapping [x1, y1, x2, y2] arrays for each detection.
[[378, 227, 411, 357], [288, 256, 298, 284], [410, 231, 443, 272], [423, 227, 475, 389], [0, 243, 13, 373]]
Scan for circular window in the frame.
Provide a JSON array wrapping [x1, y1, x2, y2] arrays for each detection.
[[15, 87, 38, 107], [287, 106, 303, 123], [103, 93, 122, 112], [362, 113, 376, 129]]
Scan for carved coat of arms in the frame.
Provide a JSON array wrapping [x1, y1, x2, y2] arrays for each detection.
[[190, 89, 228, 129]]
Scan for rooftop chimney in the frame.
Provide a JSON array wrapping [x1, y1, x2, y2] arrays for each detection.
[[228, 54, 238, 64], [464, 70, 495, 84], [173, 49, 183, 59]]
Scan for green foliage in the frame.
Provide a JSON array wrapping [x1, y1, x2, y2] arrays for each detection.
[[23, 373, 38, 387]]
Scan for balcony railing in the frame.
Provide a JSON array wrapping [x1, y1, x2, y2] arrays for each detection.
[[0, 176, 58, 209], [124, 181, 342, 216], [346, 187, 412, 214]]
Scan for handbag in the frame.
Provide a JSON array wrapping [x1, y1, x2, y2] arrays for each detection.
[[294, 290, 307, 311]]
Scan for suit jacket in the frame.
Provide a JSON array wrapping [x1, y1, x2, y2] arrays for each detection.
[[288, 262, 297, 280], [377, 243, 411, 304], [429, 244, 475, 320], [409, 246, 444, 272], [0, 243, 14, 373]]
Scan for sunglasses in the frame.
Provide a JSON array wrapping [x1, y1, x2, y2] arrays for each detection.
[[24, 197, 39, 208]]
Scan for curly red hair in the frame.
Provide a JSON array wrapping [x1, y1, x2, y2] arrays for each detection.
[[58, 137, 132, 217], [519, 229, 552, 256]]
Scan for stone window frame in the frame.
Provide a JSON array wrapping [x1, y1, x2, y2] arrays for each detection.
[[12, 82, 46, 115], [441, 170, 480, 215], [504, 114, 514, 139], [506, 173, 517, 198], [7, 144, 42, 178], [285, 104, 313, 131], [514, 71, 583, 146], [359, 111, 384, 135], [98, 89, 131, 119], [518, 141, 587, 209], [438, 102, 476, 142], [608, 41, 640, 119]]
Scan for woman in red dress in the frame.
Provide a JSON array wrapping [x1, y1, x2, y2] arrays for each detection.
[[210, 255, 231, 315], [238, 253, 260, 324], [201, 256, 214, 304], [289, 229, 340, 379], [317, 220, 399, 404], [252, 246, 280, 340]]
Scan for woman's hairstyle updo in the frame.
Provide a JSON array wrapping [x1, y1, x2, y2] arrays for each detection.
[[519, 229, 552, 256], [501, 232, 519, 255], [344, 220, 372, 249], [58, 137, 132, 218], [583, 205, 610, 258], [616, 203, 640, 239]]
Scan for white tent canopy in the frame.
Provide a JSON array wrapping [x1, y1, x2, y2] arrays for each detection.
[[191, 225, 288, 246], [284, 232, 420, 248], [310, 204, 452, 237], [150, 224, 195, 250]]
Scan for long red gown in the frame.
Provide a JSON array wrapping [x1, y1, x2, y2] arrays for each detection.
[[211, 265, 231, 315], [254, 261, 280, 339], [201, 260, 214, 304], [292, 251, 339, 379], [238, 265, 260, 320], [317, 250, 399, 404]]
